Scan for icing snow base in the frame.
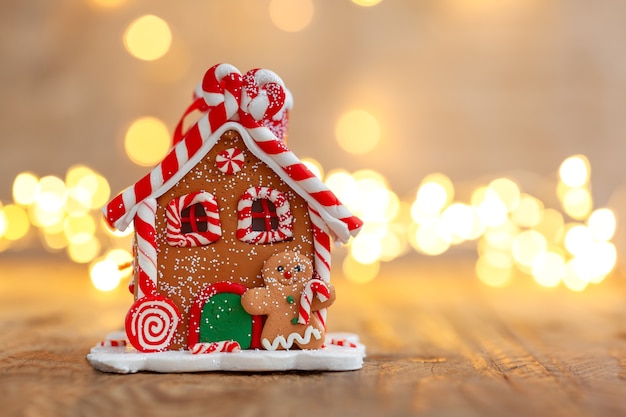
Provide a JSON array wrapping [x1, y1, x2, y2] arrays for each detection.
[[87, 331, 365, 373]]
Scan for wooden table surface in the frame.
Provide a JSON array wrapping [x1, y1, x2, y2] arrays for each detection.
[[1, 258, 626, 417]]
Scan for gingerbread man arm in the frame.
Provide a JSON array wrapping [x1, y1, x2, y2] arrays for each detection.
[[241, 287, 273, 315], [310, 282, 336, 311]]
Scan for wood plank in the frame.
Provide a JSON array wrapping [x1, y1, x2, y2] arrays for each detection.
[[1, 259, 626, 416]]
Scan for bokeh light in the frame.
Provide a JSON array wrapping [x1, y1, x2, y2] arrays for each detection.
[[1, 205, 30, 241], [474, 187, 508, 228], [512, 230, 546, 268], [342, 254, 379, 284], [90, 259, 123, 292], [561, 187, 593, 220], [1, 124, 617, 295], [352, 0, 384, 6], [89, 0, 125, 8], [124, 117, 171, 167], [68, 237, 101, 264], [269, 0, 315, 32], [533, 208, 564, 244], [559, 155, 590, 188], [586, 208, 616, 241], [476, 250, 513, 288], [411, 173, 454, 221], [13, 172, 39, 206], [488, 178, 520, 213], [511, 194, 543, 228], [335, 109, 381, 155], [123, 15, 172, 61], [531, 251, 565, 288]]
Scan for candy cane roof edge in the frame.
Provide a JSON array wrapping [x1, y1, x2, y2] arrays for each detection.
[[104, 121, 362, 243]]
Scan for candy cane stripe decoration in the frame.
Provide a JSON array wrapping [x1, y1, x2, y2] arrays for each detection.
[[237, 186, 293, 244], [98, 339, 127, 348], [135, 199, 158, 298], [298, 279, 331, 326], [166, 191, 221, 247], [329, 338, 358, 349], [191, 341, 241, 355]]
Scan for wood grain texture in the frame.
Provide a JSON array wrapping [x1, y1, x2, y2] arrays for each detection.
[[1, 258, 626, 416]]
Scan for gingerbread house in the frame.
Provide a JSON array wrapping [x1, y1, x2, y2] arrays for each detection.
[[103, 64, 362, 353]]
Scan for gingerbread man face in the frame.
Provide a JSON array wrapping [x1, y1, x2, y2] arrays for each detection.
[[262, 251, 313, 287]]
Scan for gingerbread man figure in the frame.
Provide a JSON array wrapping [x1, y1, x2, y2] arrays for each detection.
[[241, 251, 336, 350]]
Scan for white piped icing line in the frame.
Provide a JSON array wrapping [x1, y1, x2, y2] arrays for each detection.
[[261, 325, 322, 351], [126, 296, 180, 352]]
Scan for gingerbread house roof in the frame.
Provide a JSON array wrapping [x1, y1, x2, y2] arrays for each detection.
[[103, 64, 362, 243]]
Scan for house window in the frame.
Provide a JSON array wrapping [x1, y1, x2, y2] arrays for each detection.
[[166, 191, 221, 247], [180, 204, 211, 234], [251, 199, 279, 232], [237, 186, 293, 244]]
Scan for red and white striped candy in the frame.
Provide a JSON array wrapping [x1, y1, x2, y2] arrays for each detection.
[[298, 279, 331, 326], [98, 339, 127, 348], [191, 340, 241, 355], [236, 186, 293, 244], [135, 199, 158, 298], [215, 147, 245, 174], [125, 295, 181, 353], [165, 191, 221, 247], [329, 338, 358, 349]]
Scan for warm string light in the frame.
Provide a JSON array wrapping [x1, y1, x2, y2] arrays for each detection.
[[269, 0, 314, 32], [123, 15, 172, 61], [124, 117, 171, 167], [323, 155, 616, 290], [3, 5, 616, 291], [1, 166, 134, 291], [0, 151, 618, 291]]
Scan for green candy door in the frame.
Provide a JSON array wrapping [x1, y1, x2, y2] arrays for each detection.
[[188, 282, 263, 350], [199, 292, 252, 349]]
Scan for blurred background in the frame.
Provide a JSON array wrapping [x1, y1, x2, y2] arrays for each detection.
[[1, 0, 625, 292]]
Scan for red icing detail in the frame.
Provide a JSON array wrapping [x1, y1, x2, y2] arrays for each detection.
[[184, 123, 204, 159], [284, 163, 316, 181], [134, 175, 153, 204], [105, 195, 125, 228], [252, 135, 290, 155], [160, 152, 180, 179]]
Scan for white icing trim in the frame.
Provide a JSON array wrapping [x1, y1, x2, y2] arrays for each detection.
[[87, 331, 365, 373], [261, 325, 322, 351]]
